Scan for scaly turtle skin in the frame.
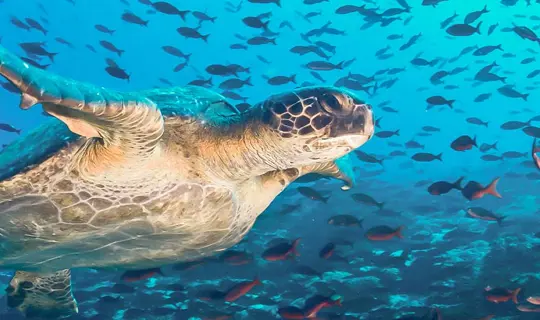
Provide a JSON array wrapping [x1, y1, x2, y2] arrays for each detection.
[[0, 45, 374, 318]]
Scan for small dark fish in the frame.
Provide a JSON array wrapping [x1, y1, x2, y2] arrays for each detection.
[[99, 40, 124, 56], [247, 36, 276, 45], [464, 5, 489, 24], [351, 193, 384, 209], [428, 177, 463, 195], [267, 75, 296, 85], [105, 66, 130, 81], [426, 95, 455, 108], [412, 152, 442, 162], [365, 225, 404, 241], [466, 117, 488, 127], [451, 135, 477, 151], [122, 12, 149, 26], [474, 93, 492, 102], [500, 120, 531, 130], [319, 243, 335, 259], [327, 215, 363, 227], [297, 187, 328, 203], [497, 85, 529, 101], [354, 150, 384, 165], [0, 123, 21, 134], [152, 1, 190, 20], [95, 24, 115, 35], [177, 27, 209, 42], [446, 22, 482, 36], [121, 268, 163, 282], [524, 126, 540, 138], [375, 129, 399, 138], [25, 18, 48, 35]]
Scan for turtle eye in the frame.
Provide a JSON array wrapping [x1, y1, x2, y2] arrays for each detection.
[[320, 93, 343, 112]]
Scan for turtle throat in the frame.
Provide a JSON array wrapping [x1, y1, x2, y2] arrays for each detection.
[[202, 124, 300, 181]]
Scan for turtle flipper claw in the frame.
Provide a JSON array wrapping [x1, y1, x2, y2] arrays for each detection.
[[0, 45, 163, 152]]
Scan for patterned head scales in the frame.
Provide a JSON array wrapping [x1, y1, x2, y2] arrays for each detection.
[[260, 86, 374, 152]]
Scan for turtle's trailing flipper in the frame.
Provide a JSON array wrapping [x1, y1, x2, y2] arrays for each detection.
[[0, 45, 163, 153], [299, 154, 356, 190], [6, 269, 78, 318]]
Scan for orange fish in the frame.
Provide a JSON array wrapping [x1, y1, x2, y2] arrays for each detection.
[[278, 307, 305, 320], [365, 225, 404, 241], [224, 277, 261, 302], [532, 138, 540, 170], [484, 286, 521, 303], [262, 238, 300, 261], [527, 296, 540, 305], [303, 296, 342, 318], [517, 304, 540, 312], [461, 177, 501, 200], [120, 268, 163, 282]]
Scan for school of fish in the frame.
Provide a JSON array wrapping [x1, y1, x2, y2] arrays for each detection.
[[0, 0, 540, 319]]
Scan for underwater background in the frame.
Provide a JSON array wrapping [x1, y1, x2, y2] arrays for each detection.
[[0, 0, 540, 319]]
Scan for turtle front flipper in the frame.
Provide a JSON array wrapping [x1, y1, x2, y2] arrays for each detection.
[[0, 45, 163, 153], [6, 269, 78, 318]]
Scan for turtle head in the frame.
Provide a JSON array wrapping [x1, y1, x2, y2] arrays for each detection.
[[259, 86, 374, 164]]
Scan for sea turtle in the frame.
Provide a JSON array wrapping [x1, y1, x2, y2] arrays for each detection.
[[0, 45, 374, 318]]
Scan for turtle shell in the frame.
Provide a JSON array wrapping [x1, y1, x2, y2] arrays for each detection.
[[0, 85, 238, 182]]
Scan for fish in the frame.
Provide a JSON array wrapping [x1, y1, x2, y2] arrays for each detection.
[[412, 152, 443, 162], [532, 139, 540, 170], [0, 123, 21, 134], [428, 177, 464, 195], [450, 135, 477, 151], [120, 268, 163, 282], [224, 278, 261, 302], [297, 186, 329, 203], [350, 193, 384, 209], [484, 286, 521, 303], [327, 215, 363, 227], [365, 225, 404, 241], [461, 178, 502, 201], [319, 243, 335, 259], [466, 207, 506, 226], [262, 238, 300, 261]]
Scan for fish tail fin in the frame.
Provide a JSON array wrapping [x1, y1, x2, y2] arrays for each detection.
[[253, 277, 262, 286], [291, 238, 301, 256], [271, 38, 277, 45], [275, 0, 282, 7], [15, 129, 21, 135], [395, 226, 405, 239], [497, 44, 503, 51], [377, 202, 385, 209], [512, 288, 521, 304], [263, 21, 270, 30], [359, 219, 364, 229], [245, 76, 252, 86], [447, 100, 455, 108], [484, 121, 489, 127], [486, 177, 502, 198], [497, 216, 506, 226], [436, 153, 443, 161], [453, 176, 464, 190], [48, 52, 58, 62], [394, 129, 400, 136], [118, 50, 124, 57], [483, 4, 489, 12], [492, 141, 498, 151], [202, 34, 209, 43], [336, 61, 344, 69], [476, 21, 482, 34], [522, 93, 529, 101], [323, 195, 330, 203], [473, 135, 478, 146], [291, 74, 297, 84]]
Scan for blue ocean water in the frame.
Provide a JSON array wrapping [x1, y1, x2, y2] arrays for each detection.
[[0, 0, 539, 319]]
